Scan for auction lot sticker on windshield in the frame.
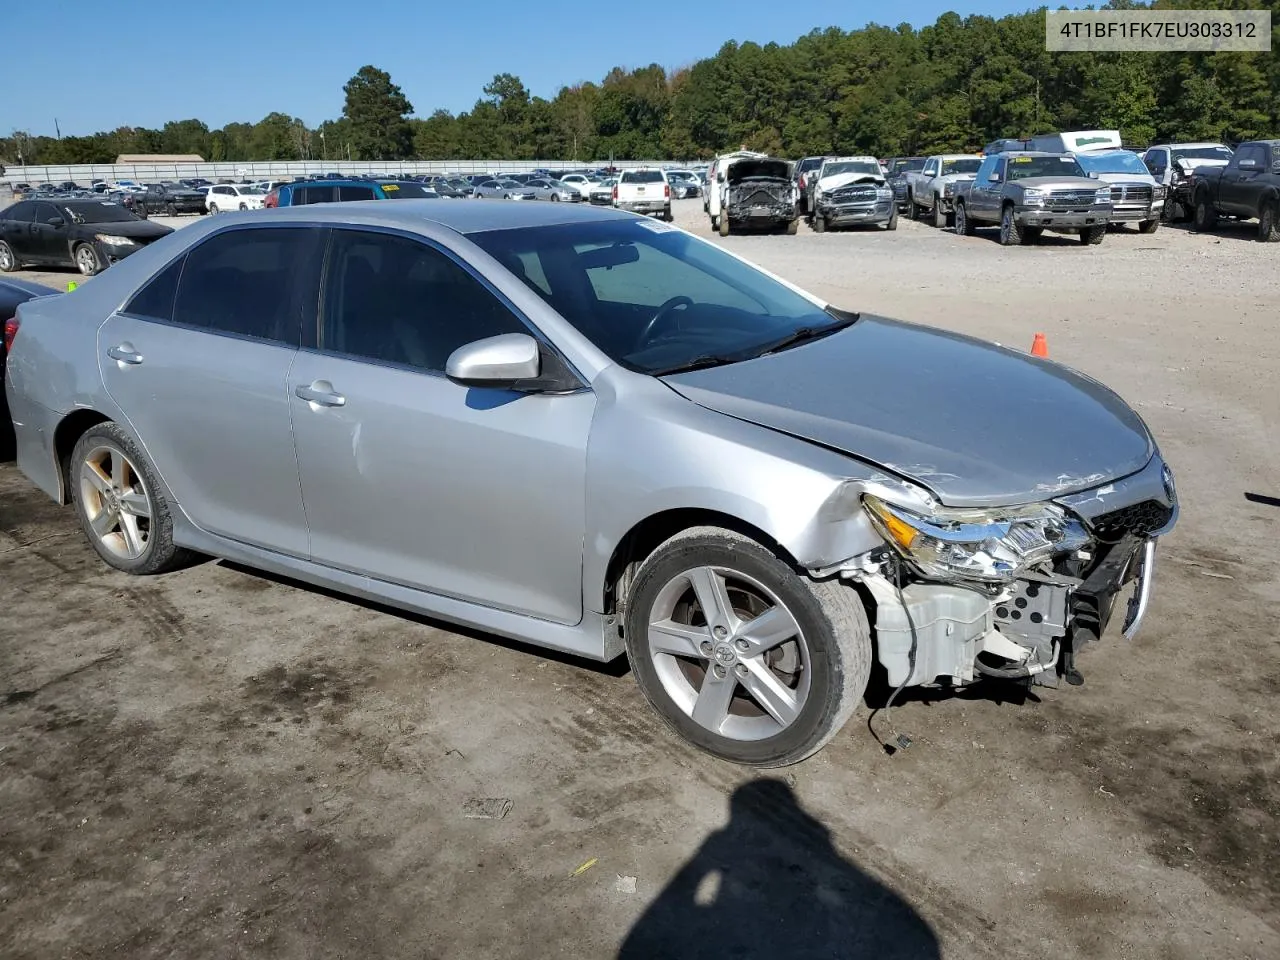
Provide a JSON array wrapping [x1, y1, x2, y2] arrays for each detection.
[[1046, 10, 1270, 52], [634, 218, 676, 233]]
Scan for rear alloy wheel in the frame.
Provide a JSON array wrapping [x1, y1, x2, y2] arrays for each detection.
[[625, 527, 872, 767], [1138, 219, 1159, 234], [0, 240, 16, 272], [999, 205, 1023, 246], [1257, 200, 1280, 242], [70, 422, 193, 575], [74, 243, 101, 276]]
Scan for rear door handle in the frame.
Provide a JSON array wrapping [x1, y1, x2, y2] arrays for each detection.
[[106, 343, 144, 365], [295, 381, 346, 407]]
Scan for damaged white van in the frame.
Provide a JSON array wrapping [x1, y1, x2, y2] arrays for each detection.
[[707, 151, 799, 236]]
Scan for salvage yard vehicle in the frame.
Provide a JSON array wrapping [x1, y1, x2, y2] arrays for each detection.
[[526, 179, 583, 202], [613, 168, 672, 221], [0, 198, 172, 275], [905, 155, 982, 227], [4, 200, 1178, 767], [1, 276, 53, 454], [1191, 139, 1280, 242], [1071, 150, 1163, 233], [707, 152, 797, 236], [266, 179, 439, 208], [132, 182, 209, 217], [808, 157, 896, 232], [884, 157, 926, 212], [665, 171, 702, 199], [205, 183, 265, 214], [953, 152, 1113, 246], [1141, 143, 1232, 222], [473, 179, 537, 201], [793, 156, 828, 214]]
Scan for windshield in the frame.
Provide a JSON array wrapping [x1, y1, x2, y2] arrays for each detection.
[[471, 220, 834, 376], [820, 161, 880, 178], [376, 182, 432, 197], [496, 180, 522, 188], [1006, 155, 1086, 180], [1172, 146, 1233, 162], [895, 159, 926, 174], [240, 187, 265, 195], [798, 158, 825, 173], [622, 171, 665, 184], [1074, 152, 1151, 176], [64, 202, 138, 224], [941, 158, 982, 175]]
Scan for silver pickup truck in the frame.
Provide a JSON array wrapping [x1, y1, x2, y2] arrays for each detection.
[[953, 152, 1114, 246], [905, 154, 983, 227]]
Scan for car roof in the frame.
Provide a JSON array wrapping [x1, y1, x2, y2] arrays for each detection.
[[242, 197, 634, 235], [1148, 142, 1230, 149], [822, 156, 878, 163], [997, 151, 1068, 158]]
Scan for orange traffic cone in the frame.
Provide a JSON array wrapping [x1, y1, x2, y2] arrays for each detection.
[[1030, 332, 1048, 357]]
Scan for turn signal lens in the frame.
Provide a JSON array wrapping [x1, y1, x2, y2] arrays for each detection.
[[3, 316, 18, 352]]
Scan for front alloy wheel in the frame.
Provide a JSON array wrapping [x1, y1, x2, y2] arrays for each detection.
[[625, 527, 871, 766], [79, 444, 153, 561], [74, 243, 101, 276]]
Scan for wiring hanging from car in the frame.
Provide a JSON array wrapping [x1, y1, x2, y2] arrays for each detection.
[[868, 554, 919, 755]]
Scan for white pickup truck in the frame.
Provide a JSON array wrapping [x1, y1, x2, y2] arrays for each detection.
[[905, 155, 983, 227], [613, 168, 671, 220]]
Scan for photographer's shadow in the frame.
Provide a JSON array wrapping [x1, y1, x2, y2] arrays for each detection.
[[619, 778, 940, 960]]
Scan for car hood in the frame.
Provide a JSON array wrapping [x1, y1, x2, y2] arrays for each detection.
[[1090, 172, 1156, 186], [1175, 157, 1229, 173], [661, 316, 1154, 507], [817, 172, 885, 191], [87, 220, 174, 241]]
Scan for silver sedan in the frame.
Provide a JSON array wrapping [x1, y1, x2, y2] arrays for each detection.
[[473, 178, 536, 200], [525, 178, 583, 202], [5, 201, 1177, 766]]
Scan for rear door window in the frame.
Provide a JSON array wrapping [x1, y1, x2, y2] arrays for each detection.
[[338, 185, 376, 202], [171, 227, 323, 344], [123, 256, 186, 322]]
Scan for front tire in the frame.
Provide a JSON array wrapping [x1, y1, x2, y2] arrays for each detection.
[[954, 203, 974, 236], [785, 217, 798, 235], [1080, 225, 1107, 245], [1021, 226, 1043, 245], [718, 214, 730, 237], [166, 202, 178, 217], [623, 527, 872, 767], [1193, 196, 1217, 232], [0, 239, 16, 272], [238, 203, 247, 211], [208, 204, 219, 215], [74, 243, 101, 276], [70, 422, 194, 575], [932, 196, 947, 228], [1138, 219, 1159, 234], [999, 205, 1023, 246], [1257, 200, 1280, 242], [907, 192, 918, 220], [884, 205, 898, 231]]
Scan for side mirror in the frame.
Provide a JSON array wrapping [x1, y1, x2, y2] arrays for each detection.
[[716, 172, 725, 183], [446, 333, 541, 388], [1087, 171, 1099, 178], [987, 172, 1001, 183], [47, 216, 65, 227], [1238, 159, 1259, 171]]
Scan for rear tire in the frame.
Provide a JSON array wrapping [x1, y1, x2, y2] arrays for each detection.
[[623, 526, 872, 767], [1080, 225, 1107, 245], [998, 205, 1023, 246], [1257, 200, 1280, 242], [70, 422, 195, 575]]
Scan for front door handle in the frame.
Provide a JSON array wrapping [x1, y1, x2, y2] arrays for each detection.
[[295, 381, 346, 407], [106, 343, 144, 365]]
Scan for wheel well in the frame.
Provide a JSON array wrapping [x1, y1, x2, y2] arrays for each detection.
[[602, 509, 797, 617], [53, 409, 111, 503]]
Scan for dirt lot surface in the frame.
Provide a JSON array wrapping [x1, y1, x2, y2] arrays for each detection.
[[2, 201, 1278, 959]]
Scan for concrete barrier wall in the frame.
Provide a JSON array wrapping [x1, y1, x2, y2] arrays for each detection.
[[1, 159, 691, 184]]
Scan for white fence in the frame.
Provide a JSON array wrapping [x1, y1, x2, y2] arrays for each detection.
[[1, 159, 681, 185]]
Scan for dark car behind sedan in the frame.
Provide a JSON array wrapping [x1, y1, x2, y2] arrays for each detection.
[[1, 276, 56, 455], [0, 198, 173, 276]]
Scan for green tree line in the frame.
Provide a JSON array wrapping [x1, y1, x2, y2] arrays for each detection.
[[4, 2, 1277, 167]]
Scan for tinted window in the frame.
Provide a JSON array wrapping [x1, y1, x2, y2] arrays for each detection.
[[2, 201, 34, 222], [1006, 155, 1086, 180], [621, 171, 664, 184], [34, 202, 64, 224], [123, 255, 185, 321], [375, 182, 434, 198], [64, 201, 137, 224], [975, 157, 998, 182], [338, 185, 376, 202], [172, 228, 318, 343], [1236, 145, 1263, 167], [940, 158, 982, 175], [321, 229, 527, 373]]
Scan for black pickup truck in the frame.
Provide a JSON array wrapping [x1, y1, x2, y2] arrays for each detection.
[[132, 182, 208, 217], [1191, 139, 1280, 241]]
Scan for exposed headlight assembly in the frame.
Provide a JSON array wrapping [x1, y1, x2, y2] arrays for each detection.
[[1153, 184, 1166, 200], [1095, 188, 1112, 203], [95, 234, 137, 247], [863, 495, 1089, 583]]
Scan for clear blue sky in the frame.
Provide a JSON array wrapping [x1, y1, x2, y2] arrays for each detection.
[[17, 0, 1045, 137]]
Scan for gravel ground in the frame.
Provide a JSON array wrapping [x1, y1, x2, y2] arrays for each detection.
[[1, 199, 1277, 960]]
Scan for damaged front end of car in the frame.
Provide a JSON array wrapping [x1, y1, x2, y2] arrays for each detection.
[[725, 159, 796, 229], [823, 457, 1177, 692]]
